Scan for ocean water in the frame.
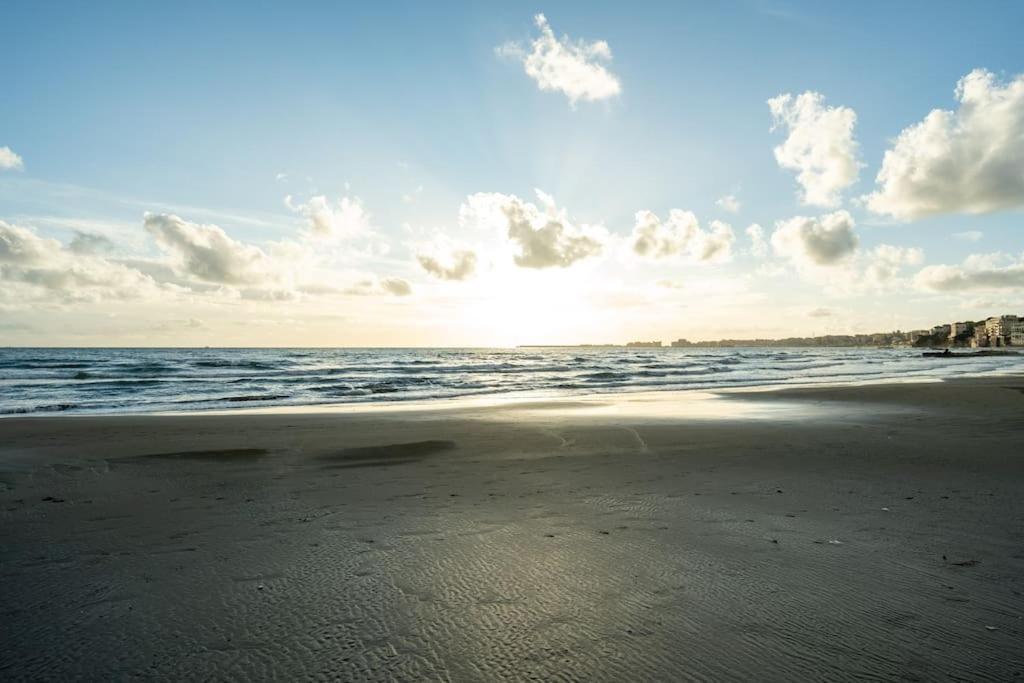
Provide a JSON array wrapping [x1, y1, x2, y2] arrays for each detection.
[[1, 347, 1021, 416]]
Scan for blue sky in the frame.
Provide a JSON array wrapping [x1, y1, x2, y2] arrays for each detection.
[[1, 1, 1022, 345]]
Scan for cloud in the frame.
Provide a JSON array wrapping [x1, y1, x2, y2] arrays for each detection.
[[745, 223, 768, 258], [808, 307, 832, 318], [381, 277, 412, 296], [862, 244, 924, 285], [1, 213, 414, 311], [460, 190, 605, 269], [144, 213, 275, 285], [915, 253, 1024, 291], [144, 213, 412, 301], [497, 14, 621, 106], [0, 220, 158, 302], [285, 194, 372, 240], [631, 209, 734, 264], [344, 277, 413, 297], [768, 223, 921, 292], [866, 69, 1024, 220], [68, 231, 116, 255], [417, 247, 477, 281], [0, 146, 24, 171], [770, 210, 858, 267], [715, 194, 741, 213], [768, 91, 861, 207]]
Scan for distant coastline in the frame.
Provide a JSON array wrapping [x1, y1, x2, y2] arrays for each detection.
[[523, 312, 1024, 349]]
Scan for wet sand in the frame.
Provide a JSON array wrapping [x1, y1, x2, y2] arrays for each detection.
[[1, 377, 1023, 680]]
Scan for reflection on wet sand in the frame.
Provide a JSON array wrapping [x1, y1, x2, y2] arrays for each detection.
[[1, 376, 1022, 679]]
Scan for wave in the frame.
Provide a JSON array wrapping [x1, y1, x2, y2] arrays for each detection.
[[192, 360, 278, 370], [184, 394, 293, 404], [3, 347, 1023, 416], [2, 403, 77, 415]]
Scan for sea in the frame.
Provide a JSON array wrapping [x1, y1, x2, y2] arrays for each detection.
[[1, 347, 1021, 416]]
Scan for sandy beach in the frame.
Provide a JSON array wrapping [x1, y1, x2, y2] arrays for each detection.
[[2, 376, 1023, 680]]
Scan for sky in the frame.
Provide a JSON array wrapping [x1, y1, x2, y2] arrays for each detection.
[[1, 0, 1022, 347]]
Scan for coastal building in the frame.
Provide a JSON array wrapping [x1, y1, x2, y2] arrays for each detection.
[[627, 341, 663, 348], [909, 330, 929, 345], [932, 324, 951, 337], [670, 339, 693, 347], [1009, 318, 1024, 346], [971, 325, 990, 348], [985, 315, 1023, 346], [949, 322, 969, 340]]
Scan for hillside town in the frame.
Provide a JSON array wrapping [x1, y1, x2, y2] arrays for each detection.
[[623, 314, 1024, 349]]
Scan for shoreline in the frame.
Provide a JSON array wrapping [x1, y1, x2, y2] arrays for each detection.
[[2, 376, 1022, 679], [4, 368, 1020, 420]]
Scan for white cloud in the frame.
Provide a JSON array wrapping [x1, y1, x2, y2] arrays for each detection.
[[745, 223, 768, 258], [0, 220, 159, 302], [863, 244, 924, 286], [808, 307, 832, 318], [962, 252, 1006, 270], [766, 209, 923, 292], [381, 277, 412, 296], [144, 213, 412, 301], [915, 253, 1024, 291], [716, 194, 741, 213], [866, 69, 1024, 220], [768, 91, 861, 207], [497, 14, 621, 106], [144, 213, 276, 286], [952, 230, 984, 243], [460, 190, 605, 269], [0, 146, 24, 171], [285, 194, 372, 240], [768, 224, 921, 293], [344, 277, 413, 297], [631, 209, 734, 264], [771, 210, 858, 267], [68, 231, 116, 255], [417, 245, 477, 281]]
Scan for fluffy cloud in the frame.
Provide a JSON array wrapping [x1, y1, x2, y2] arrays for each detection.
[[343, 277, 413, 297], [771, 210, 858, 267], [715, 194, 741, 213], [68, 231, 116, 255], [381, 277, 412, 296], [144, 213, 276, 286], [866, 69, 1024, 220], [417, 246, 477, 281], [0, 146, 23, 171], [144, 213, 412, 301], [0, 220, 158, 301], [285, 194, 372, 240], [0, 212, 415, 310], [863, 244, 924, 285], [768, 91, 861, 207], [631, 209, 734, 264], [915, 253, 1024, 291], [497, 14, 621, 106], [745, 223, 768, 258], [460, 190, 604, 269], [768, 211, 921, 291]]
